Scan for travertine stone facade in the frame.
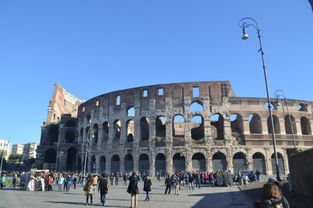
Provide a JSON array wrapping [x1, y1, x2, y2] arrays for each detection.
[[37, 81, 313, 176]]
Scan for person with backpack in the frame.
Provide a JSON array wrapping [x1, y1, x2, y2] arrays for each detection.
[[143, 176, 152, 201], [98, 174, 109, 206], [254, 182, 290, 208], [127, 172, 139, 208]]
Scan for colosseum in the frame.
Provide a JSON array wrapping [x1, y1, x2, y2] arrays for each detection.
[[36, 81, 313, 176]]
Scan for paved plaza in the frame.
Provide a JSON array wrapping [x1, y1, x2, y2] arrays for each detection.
[[0, 180, 253, 208]]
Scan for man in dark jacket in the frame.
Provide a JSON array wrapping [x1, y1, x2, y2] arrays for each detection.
[[127, 172, 139, 208], [164, 176, 172, 195], [98, 174, 109, 206], [143, 176, 152, 201]]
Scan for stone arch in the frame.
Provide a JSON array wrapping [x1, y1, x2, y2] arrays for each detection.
[[113, 120, 121, 142], [252, 152, 266, 174], [284, 115, 297, 135], [271, 152, 285, 174], [127, 106, 135, 116], [155, 116, 166, 137], [173, 153, 185, 173], [301, 116, 311, 135], [66, 147, 77, 171], [212, 152, 226, 171], [192, 152, 206, 171], [124, 154, 134, 172], [231, 114, 244, 144], [248, 114, 262, 134], [65, 129, 75, 143], [47, 124, 59, 145], [126, 120, 135, 142], [155, 153, 166, 176], [139, 154, 149, 174], [111, 155, 120, 174], [102, 121, 109, 144], [173, 115, 185, 137], [190, 101, 204, 112], [93, 123, 99, 145], [210, 114, 224, 140], [140, 117, 149, 140], [268, 115, 280, 134], [232, 152, 247, 172], [100, 156, 106, 173], [191, 115, 204, 140], [298, 103, 308, 112], [44, 148, 56, 163]]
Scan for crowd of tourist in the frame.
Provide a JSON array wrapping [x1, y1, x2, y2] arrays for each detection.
[[0, 169, 289, 207]]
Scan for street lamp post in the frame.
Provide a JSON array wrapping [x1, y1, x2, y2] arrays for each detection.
[[239, 17, 281, 181], [0, 150, 4, 175], [274, 90, 297, 148], [83, 128, 92, 183]]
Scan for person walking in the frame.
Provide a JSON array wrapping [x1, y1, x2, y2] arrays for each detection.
[[98, 174, 109, 206], [164, 176, 172, 195], [57, 174, 64, 192], [127, 172, 139, 208], [85, 178, 94, 206], [143, 176, 152, 201]]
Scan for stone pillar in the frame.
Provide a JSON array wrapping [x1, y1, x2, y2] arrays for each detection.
[[166, 118, 173, 147], [184, 120, 192, 147], [243, 118, 250, 135], [119, 153, 125, 174], [149, 152, 155, 177], [59, 152, 67, 171], [265, 148, 272, 175], [120, 119, 127, 145], [97, 125, 103, 146], [262, 118, 269, 135], [165, 150, 173, 174], [207, 150, 213, 172], [295, 119, 302, 135], [279, 118, 286, 135], [224, 116, 232, 146], [105, 154, 111, 174], [96, 155, 100, 174], [186, 151, 192, 172], [204, 118, 211, 145], [226, 151, 233, 172], [133, 153, 139, 172], [246, 150, 253, 171]]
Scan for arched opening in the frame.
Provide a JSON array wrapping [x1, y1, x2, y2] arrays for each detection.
[[113, 120, 121, 142], [111, 155, 120, 174], [155, 153, 166, 176], [124, 154, 133, 172], [298, 103, 308, 112], [232, 152, 247, 172], [173, 153, 185, 173], [100, 156, 106, 173], [173, 115, 185, 137], [155, 116, 166, 137], [127, 106, 135, 116], [284, 115, 297, 135], [191, 115, 204, 140], [231, 114, 244, 144], [66, 119, 76, 127], [126, 120, 135, 142], [102, 122, 109, 144], [253, 152, 266, 174], [44, 149, 56, 163], [301, 116, 311, 135], [210, 114, 224, 140], [47, 124, 59, 145], [140, 117, 149, 140], [90, 155, 96, 173], [93, 124, 99, 145], [212, 152, 226, 172], [249, 114, 262, 134], [268, 115, 280, 134], [65, 130, 75, 143], [86, 114, 91, 124], [78, 157, 82, 172], [66, 147, 77, 171], [192, 153, 206, 171], [271, 153, 285, 174], [190, 101, 203, 112], [139, 154, 149, 174]]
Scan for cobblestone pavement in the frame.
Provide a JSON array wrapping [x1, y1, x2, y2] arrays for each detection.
[[0, 180, 252, 208]]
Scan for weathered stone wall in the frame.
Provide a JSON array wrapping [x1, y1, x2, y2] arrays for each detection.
[[288, 148, 313, 196]]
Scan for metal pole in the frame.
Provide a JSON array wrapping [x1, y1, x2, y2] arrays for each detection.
[[239, 17, 281, 181], [0, 150, 4, 175]]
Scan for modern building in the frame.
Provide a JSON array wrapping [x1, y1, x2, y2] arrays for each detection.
[[12, 144, 24, 155], [22, 142, 39, 160], [36, 81, 313, 176], [0, 140, 12, 160]]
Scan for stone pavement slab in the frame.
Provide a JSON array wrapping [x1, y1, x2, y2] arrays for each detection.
[[0, 180, 252, 208]]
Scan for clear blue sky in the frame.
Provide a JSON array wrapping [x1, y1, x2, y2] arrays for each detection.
[[0, 1, 312, 144]]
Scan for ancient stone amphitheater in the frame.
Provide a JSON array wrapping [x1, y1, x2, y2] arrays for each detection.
[[36, 81, 313, 176]]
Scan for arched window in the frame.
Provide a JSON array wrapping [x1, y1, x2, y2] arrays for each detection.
[[268, 115, 280, 134], [191, 115, 204, 140], [298, 103, 308, 112], [140, 117, 149, 140], [248, 114, 262, 134], [190, 101, 203, 112], [113, 120, 121, 140], [212, 152, 226, 171], [93, 124, 99, 145], [126, 120, 135, 142], [127, 107, 135, 116], [210, 114, 224, 140], [102, 122, 109, 143], [47, 124, 59, 145], [192, 153, 206, 171], [155, 116, 166, 137], [173, 115, 185, 137], [124, 154, 133, 172], [173, 153, 185, 173], [301, 117, 311, 135], [284, 115, 296, 135]]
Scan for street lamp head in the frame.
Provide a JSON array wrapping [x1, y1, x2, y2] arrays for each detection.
[[241, 28, 249, 40]]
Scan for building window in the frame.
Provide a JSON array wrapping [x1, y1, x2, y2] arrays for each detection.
[[96, 99, 100, 107], [158, 88, 164, 96], [142, 89, 148, 97], [82, 107, 85, 112], [192, 87, 199, 97], [116, 95, 121, 105]]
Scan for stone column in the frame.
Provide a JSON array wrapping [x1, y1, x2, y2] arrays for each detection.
[[133, 153, 139, 172], [279, 118, 286, 135], [186, 151, 192, 172], [165, 118, 173, 148], [120, 119, 127, 145], [97, 125, 103, 146], [262, 118, 269, 135], [207, 150, 213, 172], [243, 118, 250, 135], [295, 119, 302, 135], [246, 150, 253, 170], [224, 116, 232, 146], [265, 148, 272, 175], [149, 152, 155, 177], [119, 153, 125, 174], [105, 154, 111, 174], [165, 150, 173, 174], [96, 155, 100, 174], [226, 151, 233, 172]]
